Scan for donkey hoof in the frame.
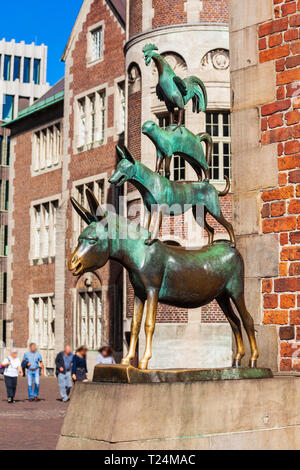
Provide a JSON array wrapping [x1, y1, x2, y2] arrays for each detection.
[[232, 360, 241, 369], [249, 359, 257, 369], [138, 360, 149, 370], [121, 358, 131, 366]]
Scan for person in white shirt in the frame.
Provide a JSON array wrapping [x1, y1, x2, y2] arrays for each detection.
[[96, 346, 116, 365], [1, 348, 23, 403]]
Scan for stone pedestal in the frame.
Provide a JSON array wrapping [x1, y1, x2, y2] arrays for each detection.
[[57, 375, 300, 450]]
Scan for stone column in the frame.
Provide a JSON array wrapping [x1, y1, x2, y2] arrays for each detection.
[[229, 0, 279, 370]]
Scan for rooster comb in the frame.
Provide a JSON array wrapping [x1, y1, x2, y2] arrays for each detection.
[[142, 44, 158, 54]]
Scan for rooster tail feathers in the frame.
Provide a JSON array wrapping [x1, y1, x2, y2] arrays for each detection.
[[184, 76, 207, 113]]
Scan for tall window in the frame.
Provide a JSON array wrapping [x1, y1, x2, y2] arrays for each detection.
[[0, 225, 8, 257], [3, 55, 11, 81], [2, 95, 14, 121], [75, 290, 102, 349], [91, 28, 103, 62], [32, 200, 58, 260], [23, 57, 31, 83], [13, 56, 21, 81], [0, 273, 7, 305], [206, 112, 231, 181], [33, 123, 62, 172], [33, 59, 41, 84], [31, 296, 55, 349], [118, 82, 125, 133], [0, 180, 9, 211], [158, 113, 186, 181], [74, 179, 104, 240], [77, 91, 106, 149]]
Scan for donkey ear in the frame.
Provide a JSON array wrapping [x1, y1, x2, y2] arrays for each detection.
[[116, 145, 126, 161], [70, 197, 95, 225], [123, 146, 135, 165], [85, 188, 106, 222]]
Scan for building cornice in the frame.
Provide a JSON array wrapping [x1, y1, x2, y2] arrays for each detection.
[[125, 23, 229, 53]]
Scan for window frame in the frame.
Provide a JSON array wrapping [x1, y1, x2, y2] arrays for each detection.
[[87, 21, 105, 66], [75, 88, 107, 153], [206, 111, 231, 182], [29, 294, 55, 350], [74, 288, 102, 350], [32, 120, 62, 175], [30, 196, 60, 264]]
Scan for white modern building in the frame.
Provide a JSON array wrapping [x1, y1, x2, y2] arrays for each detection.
[[0, 39, 50, 121]]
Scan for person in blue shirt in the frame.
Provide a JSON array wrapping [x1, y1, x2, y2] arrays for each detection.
[[23, 343, 44, 402]]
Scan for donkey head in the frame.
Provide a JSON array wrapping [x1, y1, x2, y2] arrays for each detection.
[[69, 189, 110, 277], [109, 146, 136, 187]]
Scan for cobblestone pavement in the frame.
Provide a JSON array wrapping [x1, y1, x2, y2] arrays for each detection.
[[0, 376, 69, 450]]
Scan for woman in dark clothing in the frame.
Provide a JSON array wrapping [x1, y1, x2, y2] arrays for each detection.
[[72, 346, 88, 383]]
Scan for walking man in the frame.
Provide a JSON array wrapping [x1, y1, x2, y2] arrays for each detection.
[[55, 345, 73, 402], [23, 343, 44, 402]]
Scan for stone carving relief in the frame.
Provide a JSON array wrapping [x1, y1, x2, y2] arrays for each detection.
[[128, 63, 142, 95], [200, 49, 230, 71]]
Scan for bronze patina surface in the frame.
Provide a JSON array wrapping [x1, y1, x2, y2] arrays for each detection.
[[69, 191, 258, 371], [109, 146, 234, 246], [93, 365, 273, 384], [143, 43, 207, 128], [142, 121, 212, 181]]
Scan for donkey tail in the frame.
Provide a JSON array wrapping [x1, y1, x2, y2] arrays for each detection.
[[198, 132, 213, 166], [218, 176, 230, 197]]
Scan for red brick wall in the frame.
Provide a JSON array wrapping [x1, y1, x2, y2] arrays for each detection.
[[152, 0, 187, 29], [11, 124, 62, 347], [65, 0, 125, 346], [258, 0, 300, 372], [200, 0, 229, 23], [129, 0, 143, 37]]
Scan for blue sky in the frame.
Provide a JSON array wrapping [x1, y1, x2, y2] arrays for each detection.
[[1, 0, 84, 85]]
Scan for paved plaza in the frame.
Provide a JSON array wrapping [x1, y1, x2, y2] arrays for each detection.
[[0, 376, 69, 450]]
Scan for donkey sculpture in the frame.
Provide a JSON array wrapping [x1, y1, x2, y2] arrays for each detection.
[[69, 188, 259, 371], [109, 146, 235, 247]]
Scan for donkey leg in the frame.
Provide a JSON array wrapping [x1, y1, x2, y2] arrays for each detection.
[[143, 207, 151, 231], [232, 293, 259, 368], [139, 290, 158, 370], [216, 294, 245, 368], [121, 296, 144, 366], [145, 208, 163, 246]]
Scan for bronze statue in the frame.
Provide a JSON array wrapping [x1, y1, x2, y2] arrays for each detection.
[[69, 189, 259, 371], [142, 121, 212, 181], [109, 146, 235, 246], [143, 44, 207, 128]]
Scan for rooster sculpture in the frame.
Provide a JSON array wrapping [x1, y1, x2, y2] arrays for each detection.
[[143, 43, 207, 128]]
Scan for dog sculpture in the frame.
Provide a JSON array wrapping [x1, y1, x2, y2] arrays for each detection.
[[109, 146, 235, 246], [69, 189, 258, 370], [142, 121, 212, 181]]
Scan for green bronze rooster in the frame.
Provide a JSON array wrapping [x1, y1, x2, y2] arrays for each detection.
[[143, 43, 207, 128]]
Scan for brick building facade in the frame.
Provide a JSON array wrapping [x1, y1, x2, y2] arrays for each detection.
[[6, 0, 297, 374], [3, 0, 236, 371]]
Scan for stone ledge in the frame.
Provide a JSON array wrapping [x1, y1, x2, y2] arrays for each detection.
[[58, 376, 300, 450]]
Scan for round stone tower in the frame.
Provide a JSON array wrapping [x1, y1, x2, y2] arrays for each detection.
[[124, 0, 232, 370]]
